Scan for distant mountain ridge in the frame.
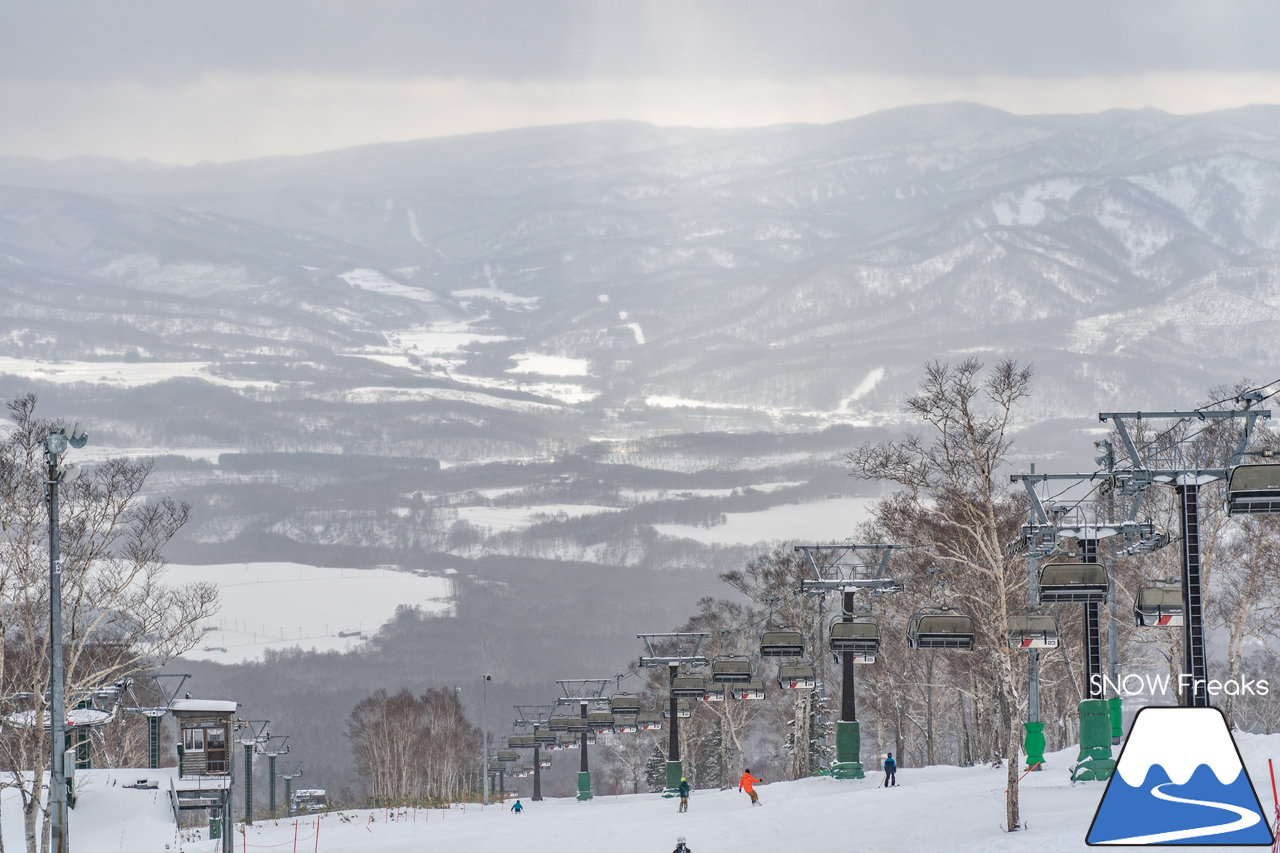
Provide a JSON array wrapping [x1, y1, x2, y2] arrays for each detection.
[[2, 103, 1276, 428]]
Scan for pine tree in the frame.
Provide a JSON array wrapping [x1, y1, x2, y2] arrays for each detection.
[[643, 744, 667, 793]]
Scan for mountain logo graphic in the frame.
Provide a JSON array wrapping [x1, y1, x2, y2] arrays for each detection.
[[1087, 706, 1274, 846]]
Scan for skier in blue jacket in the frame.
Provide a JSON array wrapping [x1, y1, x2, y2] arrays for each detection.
[[883, 753, 897, 787]]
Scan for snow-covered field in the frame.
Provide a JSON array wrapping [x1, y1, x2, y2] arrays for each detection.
[[653, 496, 878, 545], [169, 562, 453, 663], [454, 504, 623, 532], [165, 736, 1280, 853], [0, 357, 276, 389]]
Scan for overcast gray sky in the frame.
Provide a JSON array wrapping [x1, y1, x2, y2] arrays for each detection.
[[4, 0, 1279, 163]]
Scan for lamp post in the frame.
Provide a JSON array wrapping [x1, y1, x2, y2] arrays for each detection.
[[46, 423, 87, 853], [482, 675, 491, 806]]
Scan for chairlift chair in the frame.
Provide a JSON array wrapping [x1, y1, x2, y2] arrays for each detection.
[[556, 733, 580, 749], [587, 710, 615, 733], [759, 629, 806, 657], [613, 715, 638, 733], [637, 713, 663, 731], [670, 676, 708, 699], [548, 714, 576, 732], [701, 684, 727, 702], [1007, 613, 1059, 650], [907, 609, 975, 650], [609, 694, 642, 715], [777, 663, 816, 690], [507, 735, 534, 749], [1037, 563, 1109, 604], [1134, 587, 1185, 627], [663, 700, 692, 719], [829, 619, 881, 656], [496, 750, 519, 763], [732, 678, 766, 700], [538, 754, 552, 769], [533, 728, 557, 745], [1226, 464, 1280, 515], [710, 656, 753, 683]]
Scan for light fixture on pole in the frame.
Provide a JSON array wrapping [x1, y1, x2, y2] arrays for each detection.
[[46, 422, 87, 853]]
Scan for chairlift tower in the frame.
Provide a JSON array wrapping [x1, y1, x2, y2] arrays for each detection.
[[235, 720, 270, 825], [796, 543, 900, 780], [279, 765, 303, 816], [122, 674, 190, 769], [1098, 400, 1270, 707], [513, 705, 555, 801], [259, 735, 290, 817], [637, 633, 709, 795], [1009, 471, 1155, 781], [555, 679, 611, 801]]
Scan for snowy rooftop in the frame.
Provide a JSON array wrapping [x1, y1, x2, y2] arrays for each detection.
[[170, 698, 238, 713]]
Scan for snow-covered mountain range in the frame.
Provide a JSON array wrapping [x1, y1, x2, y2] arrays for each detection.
[[4, 100, 1278, 791]]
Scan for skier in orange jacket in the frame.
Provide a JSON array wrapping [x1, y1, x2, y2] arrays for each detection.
[[738, 769, 762, 805]]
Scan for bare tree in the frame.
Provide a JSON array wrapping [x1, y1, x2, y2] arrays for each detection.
[[346, 687, 481, 805], [848, 359, 1033, 832], [0, 394, 218, 853]]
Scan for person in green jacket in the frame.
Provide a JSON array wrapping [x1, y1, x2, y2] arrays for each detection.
[[677, 777, 690, 812]]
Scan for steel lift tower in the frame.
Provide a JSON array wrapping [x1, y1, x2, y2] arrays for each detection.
[[638, 633, 709, 796], [1099, 398, 1270, 707], [555, 679, 612, 801], [796, 543, 901, 780]]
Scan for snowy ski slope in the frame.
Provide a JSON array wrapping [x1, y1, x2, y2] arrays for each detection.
[[173, 735, 1280, 853]]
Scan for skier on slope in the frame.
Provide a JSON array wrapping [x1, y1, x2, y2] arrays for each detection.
[[738, 768, 762, 805], [883, 752, 897, 787], [677, 776, 690, 813], [672, 836, 692, 853]]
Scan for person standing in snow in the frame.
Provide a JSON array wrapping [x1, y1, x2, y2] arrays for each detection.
[[738, 768, 762, 805], [510, 798, 524, 813], [677, 776, 690, 813], [672, 836, 692, 853], [883, 753, 897, 787]]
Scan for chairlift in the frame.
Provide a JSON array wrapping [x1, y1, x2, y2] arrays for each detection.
[[610, 694, 642, 715], [663, 700, 692, 719], [548, 714, 576, 732], [556, 733, 580, 749], [759, 629, 806, 657], [637, 713, 663, 731], [1038, 563, 1109, 604], [507, 735, 534, 749], [710, 656, 753, 683], [702, 684, 727, 702], [907, 609, 975, 650], [496, 750, 519, 763], [538, 754, 552, 769], [1007, 613, 1059, 650], [614, 716, 638, 734], [732, 678, 766, 700], [587, 711, 615, 733], [671, 676, 708, 699], [829, 619, 880, 656], [777, 663, 816, 690], [533, 728, 557, 745], [1225, 463, 1280, 515], [1134, 586, 1184, 627]]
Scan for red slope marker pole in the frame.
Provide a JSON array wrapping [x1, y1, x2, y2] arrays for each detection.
[[1270, 760, 1279, 853]]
